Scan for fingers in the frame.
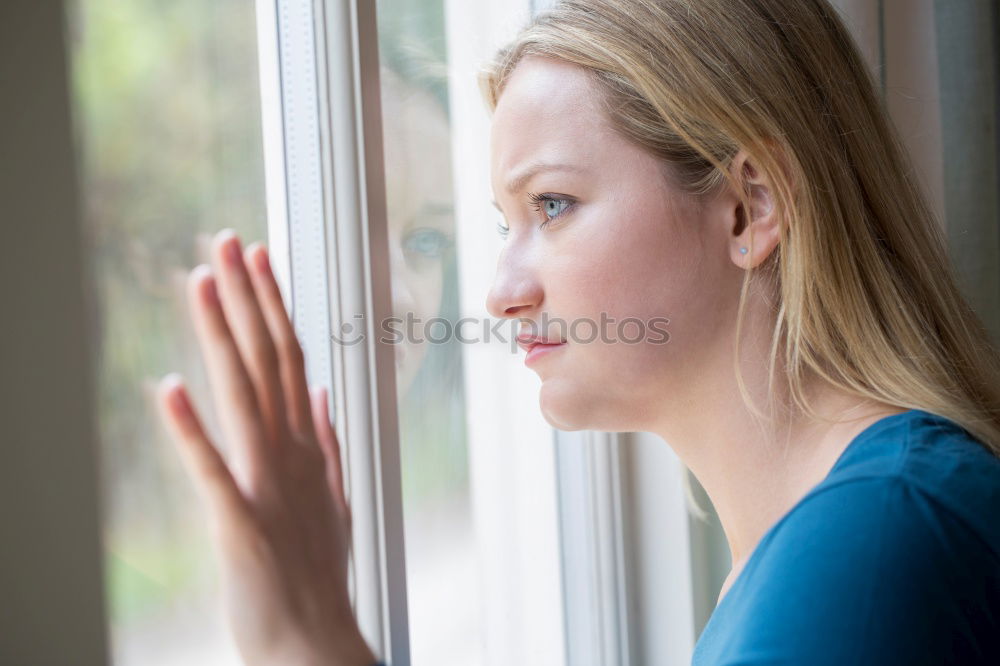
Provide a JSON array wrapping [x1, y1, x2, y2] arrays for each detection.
[[155, 373, 250, 531], [187, 264, 270, 488], [310, 386, 349, 512], [211, 229, 290, 448], [244, 241, 315, 443]]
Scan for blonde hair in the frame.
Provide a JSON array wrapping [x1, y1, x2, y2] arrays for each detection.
[[479, 0, 1000, 456]]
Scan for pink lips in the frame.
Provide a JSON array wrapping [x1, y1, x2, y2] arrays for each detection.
[[516, 334, 567, 367]]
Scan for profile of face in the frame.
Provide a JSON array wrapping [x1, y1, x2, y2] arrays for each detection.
[[486, 56, 758, 433], [381, 67, 455, 394]]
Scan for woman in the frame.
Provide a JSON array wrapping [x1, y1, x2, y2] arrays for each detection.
[[156, 0, 1000, 664]]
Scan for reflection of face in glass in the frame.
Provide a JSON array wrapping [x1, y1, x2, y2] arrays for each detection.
[[380, 67, 455, 394]]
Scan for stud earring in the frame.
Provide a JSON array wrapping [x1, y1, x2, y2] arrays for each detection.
[[739, 247, 748, 255]]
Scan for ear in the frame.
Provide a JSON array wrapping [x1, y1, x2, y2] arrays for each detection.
[[726, 150, 781, 269]]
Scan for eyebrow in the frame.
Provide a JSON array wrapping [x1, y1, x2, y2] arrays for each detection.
[[490, 161, 585, 211]]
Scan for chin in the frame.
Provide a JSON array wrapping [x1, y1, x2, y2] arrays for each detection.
[[540, 406, 585, 432], [538, 375, 656, 433], [537, 379, 620, 432], [536, 380, 577, 431]]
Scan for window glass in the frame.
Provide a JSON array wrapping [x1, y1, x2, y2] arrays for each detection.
[[67, 1, 266, 663], [376, 2, 480, 662], [375, 1, 566, 663], [68, 0, 564, 662]]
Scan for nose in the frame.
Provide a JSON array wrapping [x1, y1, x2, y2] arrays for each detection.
[[389, 220, 417, 317], [391, 271, 417, 323], [388, 231, 418, 319], [485, 251, 543, 319]]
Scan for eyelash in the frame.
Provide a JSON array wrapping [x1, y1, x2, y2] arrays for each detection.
[[496, 192, 575, 239]]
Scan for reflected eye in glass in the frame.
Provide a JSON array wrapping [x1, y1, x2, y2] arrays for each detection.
[[402, 227, 455, 268]]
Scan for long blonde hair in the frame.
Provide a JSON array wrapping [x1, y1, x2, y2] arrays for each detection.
[[479, 0, 1000, 456]]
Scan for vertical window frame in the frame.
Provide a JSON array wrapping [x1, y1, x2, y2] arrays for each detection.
[[255, 1, 410, 663]]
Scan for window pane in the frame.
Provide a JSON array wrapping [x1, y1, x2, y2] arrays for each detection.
[[376, 1, 566, 663], [376, 2, 478, 661], [67, 1, 266, 663]]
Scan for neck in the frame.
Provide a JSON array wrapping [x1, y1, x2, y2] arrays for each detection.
[[648, 294, 904, 574], [667, 390, 900, 569]]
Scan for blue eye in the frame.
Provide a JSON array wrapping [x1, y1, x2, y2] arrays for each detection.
[[527, 192, 574, 227], [494, 193, 575, 241]]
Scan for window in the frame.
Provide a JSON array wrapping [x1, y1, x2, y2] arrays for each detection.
[[68, 1, 266, 662]]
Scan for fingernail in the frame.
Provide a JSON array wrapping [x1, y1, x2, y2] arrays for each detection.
[[161, 372, 182, 391], [204, 275, 219, 305], [169, 386, 189, 413], [161, 373, 188, 411], [189, 265, 218, 306], [225, 236, 243, 267], [253, 245, 271, 277]]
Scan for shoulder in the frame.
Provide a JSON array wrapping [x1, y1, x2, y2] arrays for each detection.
[[717, 475, 1000, 664], [757, 474, 997, 582], [828, 408, 1000, 557], [759, 409, 1000, 588], [695, 411, 1000, 665]]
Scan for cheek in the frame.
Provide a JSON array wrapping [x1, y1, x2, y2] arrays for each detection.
[[528, 189, 744, 430], [547, 206, 702, 340], [541, 204, 725, 402]]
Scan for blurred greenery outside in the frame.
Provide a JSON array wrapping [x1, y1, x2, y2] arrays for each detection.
[[69, 0, 268, 630], [69, 0, 469, 635]]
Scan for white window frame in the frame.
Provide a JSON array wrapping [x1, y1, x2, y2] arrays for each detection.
[[256, 0, 410, 662]]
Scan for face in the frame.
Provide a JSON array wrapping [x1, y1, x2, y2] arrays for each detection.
[[486, 55, 744, 432]]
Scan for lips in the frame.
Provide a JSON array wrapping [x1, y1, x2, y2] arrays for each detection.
[[519, 338, 566, 367], [516, 334, 566, 353]]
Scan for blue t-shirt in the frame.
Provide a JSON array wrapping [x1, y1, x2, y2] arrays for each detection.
[[692, 408, 1000, 665]]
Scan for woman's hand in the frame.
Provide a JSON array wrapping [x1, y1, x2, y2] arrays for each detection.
[[154, 229, 377, 666]]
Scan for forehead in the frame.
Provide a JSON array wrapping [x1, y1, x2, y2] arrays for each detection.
[[490, 56, 611, 187]]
